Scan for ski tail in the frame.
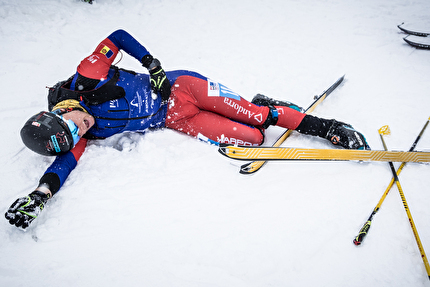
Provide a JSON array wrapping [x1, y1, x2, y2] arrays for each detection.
[[239, 75, 345, 174]]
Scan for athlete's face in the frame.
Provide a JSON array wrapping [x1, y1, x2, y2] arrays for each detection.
[[62, 110, 95, 137]]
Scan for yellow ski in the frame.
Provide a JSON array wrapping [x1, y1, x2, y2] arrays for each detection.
[[219, 145, 430, 163]]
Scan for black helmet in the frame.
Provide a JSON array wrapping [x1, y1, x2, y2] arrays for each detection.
[[20, 111, 75, 156]]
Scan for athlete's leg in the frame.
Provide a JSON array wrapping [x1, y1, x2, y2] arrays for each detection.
[[170, 75, 370, 149], [169, 75, 305, 130], [166, 76, 264, 145], [166, 109, 264, 145]]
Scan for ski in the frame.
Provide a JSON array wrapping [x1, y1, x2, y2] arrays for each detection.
[[239, 75, 345, 174], [403, 35, 430, 50], [219, 145, 430, 163], [398, 23, 430, 37]]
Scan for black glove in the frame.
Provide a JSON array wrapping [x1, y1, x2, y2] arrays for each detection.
[[5, 191, 50, 229], [142, 55, 171, 103]]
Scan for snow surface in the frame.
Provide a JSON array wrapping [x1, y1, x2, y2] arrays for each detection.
[[1, 0, 430, 286]]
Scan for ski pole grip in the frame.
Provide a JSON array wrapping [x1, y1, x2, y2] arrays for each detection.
[[353, 220, 371, 246]]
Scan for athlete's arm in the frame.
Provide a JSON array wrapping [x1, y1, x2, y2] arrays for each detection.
[[5, 139, 88, 229], [77, 29, 152, 80], [37, 138, 88, 196]]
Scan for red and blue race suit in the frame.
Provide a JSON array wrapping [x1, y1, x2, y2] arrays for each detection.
[[40, 30, 305, 193]]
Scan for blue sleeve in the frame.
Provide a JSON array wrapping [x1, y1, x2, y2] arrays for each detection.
[[107, 29, 150, 62], [165, 70, 208, 86], [44, 151, 78, 191]]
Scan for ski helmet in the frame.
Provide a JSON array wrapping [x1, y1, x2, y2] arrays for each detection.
[[20, 111, 79, 156]]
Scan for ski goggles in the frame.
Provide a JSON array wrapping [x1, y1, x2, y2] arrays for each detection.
[[51, 109, 81, 147], [63, 117, 81, 147]]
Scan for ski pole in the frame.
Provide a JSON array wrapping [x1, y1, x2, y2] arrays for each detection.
[[379, 125, 430, 280], [353, 117, 430, 246]]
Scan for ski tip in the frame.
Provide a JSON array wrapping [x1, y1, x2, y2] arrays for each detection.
[[218, 146, 228, 156], [403, 36, 412, 45], [239, 162, 254, 174], [335, 74, 346, 87], [218, 144, 235, 157], [398, 22, 409, 34], [336, 74, 346, 84], [239, 168, 252, 175], [240, 159, 269, 174]]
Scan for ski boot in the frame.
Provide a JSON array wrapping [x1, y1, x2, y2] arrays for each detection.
[[251, 94, 305, 113], [325, 120, 370, 150]]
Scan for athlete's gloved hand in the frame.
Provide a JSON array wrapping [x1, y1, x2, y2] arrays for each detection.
[[149, 65, 171, 103], [142, 55, 171, 103], [5, 190, 50, 229]]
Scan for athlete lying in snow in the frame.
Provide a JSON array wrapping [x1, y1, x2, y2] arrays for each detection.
[[5, 29, 369, 229]]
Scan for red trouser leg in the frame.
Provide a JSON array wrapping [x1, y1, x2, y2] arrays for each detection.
[[275, 106, 306, 130], [165, 75, 307, 145], [166, 76, 267, 145]]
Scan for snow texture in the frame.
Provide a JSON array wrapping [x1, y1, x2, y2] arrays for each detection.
[[1, 0, 430, 286]]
